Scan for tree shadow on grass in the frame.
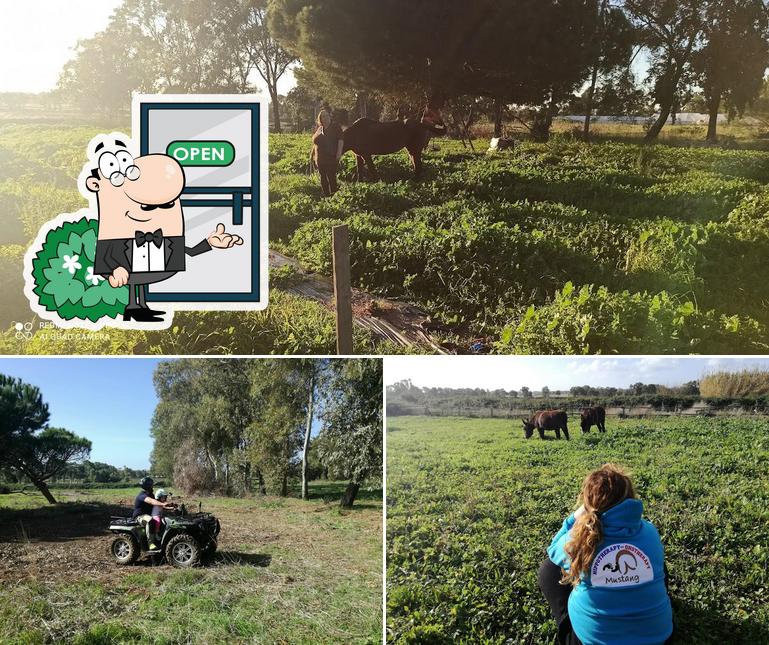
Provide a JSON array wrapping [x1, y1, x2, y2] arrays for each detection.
[[337, 502, 383, 512], [306, 482, 382, 502], [669, 597, 769, 644], [0, 501, 134, 543], [213, 551, 272, 568]]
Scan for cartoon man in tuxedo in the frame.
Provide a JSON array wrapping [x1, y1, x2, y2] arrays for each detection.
[[86, 137, 243, 322]]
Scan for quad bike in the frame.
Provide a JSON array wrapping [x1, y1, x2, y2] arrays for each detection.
[[108, 503, 220, 568]]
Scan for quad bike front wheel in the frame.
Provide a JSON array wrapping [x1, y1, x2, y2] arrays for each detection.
[[110, 535, 139, 565], [165, 534, 201, 568]]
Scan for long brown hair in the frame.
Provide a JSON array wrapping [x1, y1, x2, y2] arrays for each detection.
[[562, 464, 636, 586]]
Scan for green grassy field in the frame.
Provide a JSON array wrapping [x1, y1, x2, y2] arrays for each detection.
[[386, 415, 769, 644], [3, 120, 769, 353], [0, 481, 382, 644], [270, 124, 769, 353], [0, 122, 388, 355]]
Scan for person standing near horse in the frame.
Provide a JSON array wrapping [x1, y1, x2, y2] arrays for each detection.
[[312, 109, 343, 197], [538, 464, 673, 644]]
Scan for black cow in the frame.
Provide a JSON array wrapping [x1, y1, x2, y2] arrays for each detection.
[[522, 410, 570, 440], [580, 406, 606, 433]]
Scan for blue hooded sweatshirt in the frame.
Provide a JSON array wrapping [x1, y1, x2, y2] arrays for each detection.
[[547, 498, 673, 645]]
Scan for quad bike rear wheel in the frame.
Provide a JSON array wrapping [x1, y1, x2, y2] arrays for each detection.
[[165, 534, 201, 568], [110, 535, 139, 565]]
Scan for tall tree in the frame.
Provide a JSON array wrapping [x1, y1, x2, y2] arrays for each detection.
[[151, 359, 256, 494], [299, 360, 327, 500], [319, 359, 383, 508], [57, 0, 296, 123], [247, 360, 307, 496], [224, 0, 296, 132], [57, 23, 151, 116], [696, 0, 769, 141], [582, 1, 637, 138], [624, 0, 706, 141], [269, 0, 599, 124], [116, 0, 242, 92], [11, 428, 91, 504], [0, 375, 91, 504]]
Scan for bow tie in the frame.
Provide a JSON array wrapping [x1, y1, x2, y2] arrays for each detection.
[[135, 229, 164, 248]]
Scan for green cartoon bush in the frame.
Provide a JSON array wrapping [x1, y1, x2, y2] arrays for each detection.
[[31, 216, 128, 322]]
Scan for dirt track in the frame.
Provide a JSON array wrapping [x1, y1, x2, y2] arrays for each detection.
[[0, 493, 284, 585]]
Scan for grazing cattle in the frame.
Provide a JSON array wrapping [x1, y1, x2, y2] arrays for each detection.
[[580, 406, 606, 433], [340, 99, 447, 181], [522, 410, 570, 440]]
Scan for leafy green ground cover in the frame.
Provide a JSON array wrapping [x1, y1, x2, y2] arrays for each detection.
[[270, 131, 769, 353], [0, 123, 387, 354], [386, 415, 769, 643], [0, 482, 382, 644], [3, 121, 769, 352]]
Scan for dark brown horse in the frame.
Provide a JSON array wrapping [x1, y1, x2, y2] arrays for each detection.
[[341, 102, 447, 181], [580, 406, 606, 433], [522, 410, 570, 441]]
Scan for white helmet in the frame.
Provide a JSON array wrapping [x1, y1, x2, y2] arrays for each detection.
[[155, 489, 169, 500]]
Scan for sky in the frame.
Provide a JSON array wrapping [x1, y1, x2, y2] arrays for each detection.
[[0, 1, 647, 101], [0, 357, 162, 469], [0, 0, 296, 94], [0, 357, 324, 471], [384, 356, 769, 391]]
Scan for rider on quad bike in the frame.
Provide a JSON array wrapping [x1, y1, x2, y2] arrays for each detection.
[[109, 480, 221, 567], [148, 488, 176, 549], [133, 477, 175, 551]]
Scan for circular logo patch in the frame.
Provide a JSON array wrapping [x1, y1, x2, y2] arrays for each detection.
[[590, 543, 653, 587]]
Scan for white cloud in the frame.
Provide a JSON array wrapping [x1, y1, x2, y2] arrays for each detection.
[[385, 356, 769, 390]]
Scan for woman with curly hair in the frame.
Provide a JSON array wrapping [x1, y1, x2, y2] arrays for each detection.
[[538, 464, 673, 644]]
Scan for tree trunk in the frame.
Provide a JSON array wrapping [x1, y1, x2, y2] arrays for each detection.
[[546, 92, 557, 133], [706, 93, 720, 142], [493, 98, 503, 138], [645, 102, 671, 141], [205, 448, 218, 484], [301, 372, 315, 501], [340, 481, 360, 508], [255, 467, 266, 496], [270, 87, 282, 134], [464, 107, 476, 150], [281, 471, 288, 497], [646, 48, 692, 142], [583, 65, 600, 140], [34, 479, 57, 504]]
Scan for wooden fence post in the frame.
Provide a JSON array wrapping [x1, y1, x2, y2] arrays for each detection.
[[332, 224, 353, 354]]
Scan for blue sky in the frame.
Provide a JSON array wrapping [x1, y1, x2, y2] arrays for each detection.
[[385, 356, 769, 391], [0, 358, 325, 470], [0, 358, 162, 469]]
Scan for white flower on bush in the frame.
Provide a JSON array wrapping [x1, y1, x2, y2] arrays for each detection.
[[85, 266, 104, 286], [62, 254, 82, 275]]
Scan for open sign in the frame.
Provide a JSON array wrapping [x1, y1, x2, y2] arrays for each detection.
[[167, 140, 236, 166], [132, 93, 268, 311]]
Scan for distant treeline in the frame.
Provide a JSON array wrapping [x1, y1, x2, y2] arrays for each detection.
[[387, 374, 769, 417], [0, 481, 158, 494], [0, 461, 152, 493], [6, 0, 768, 143]]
